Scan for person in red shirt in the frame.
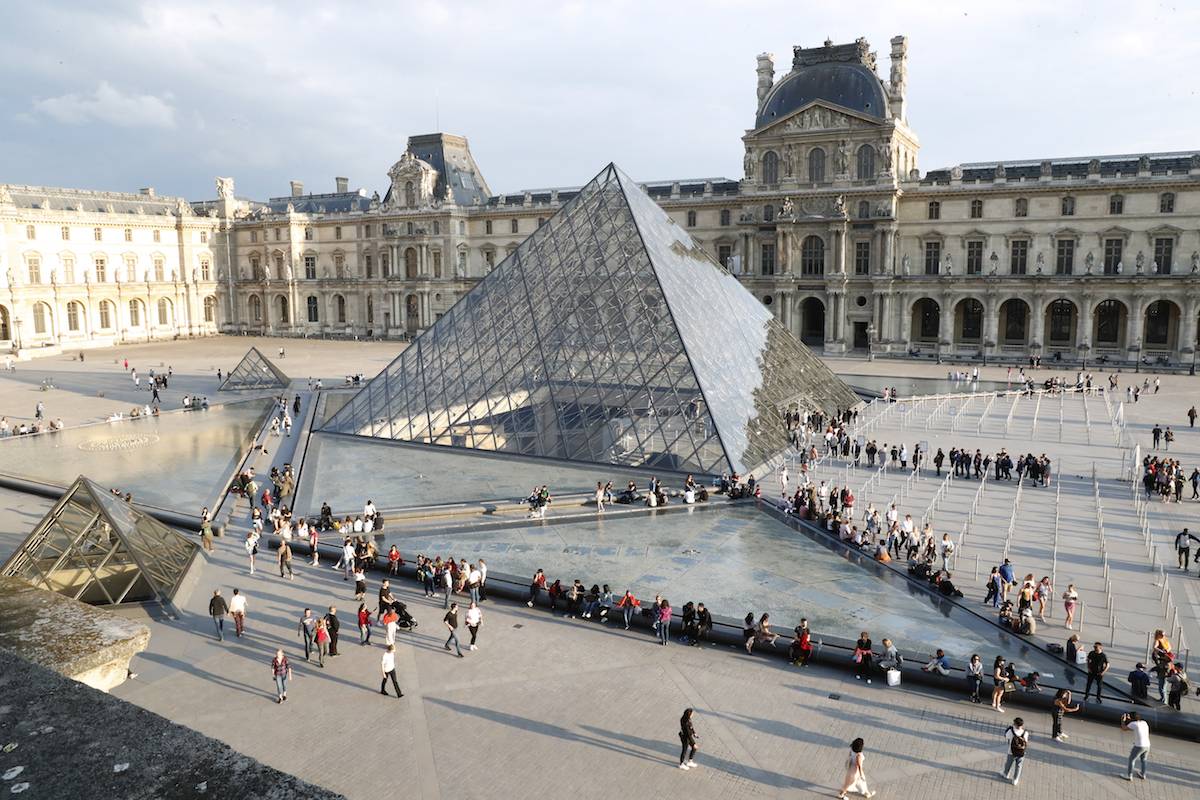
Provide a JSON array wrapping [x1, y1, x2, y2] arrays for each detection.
[[357, 603, 372, 645], [388, 545, 403, 576]]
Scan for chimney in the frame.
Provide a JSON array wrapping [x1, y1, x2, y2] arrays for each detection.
[[139, 187, 155, 197], [290, 180, 304, 197], [335, 176, 349, 193], [756, 53, 775, 109]]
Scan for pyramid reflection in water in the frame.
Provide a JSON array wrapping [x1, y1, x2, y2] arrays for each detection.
[[322, 164, 860, 475]]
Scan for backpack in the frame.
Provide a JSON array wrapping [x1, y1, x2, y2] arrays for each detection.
[[1007, 727, 1027, 756]]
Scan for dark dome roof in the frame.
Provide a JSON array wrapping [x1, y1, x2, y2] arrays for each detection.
[[756, 62, 888, 128]]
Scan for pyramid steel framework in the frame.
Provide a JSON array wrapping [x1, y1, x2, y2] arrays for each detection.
[[321, 164, 861, 475], [0, 476, 200, 607], [219, 347, 290, 391]]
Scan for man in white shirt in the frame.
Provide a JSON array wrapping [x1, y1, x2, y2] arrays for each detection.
[[228, 588, 247, 638], [885, 504, 899, 527], [339, 539, 355, 581], [816, 482, 829, 513], [380, 644, 403, 697], [1121, 712, 1150, 781], [1002, 716, 1029, 786], [364, 500, 377, 521], [940, 534, 956, 570], [477, 559, 488, 601], [467, 564, 482, 604]]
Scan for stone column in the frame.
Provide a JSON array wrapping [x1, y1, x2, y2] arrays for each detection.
[[1126, 296, 1145, 357], [899, 295, 912, 346], [1180, 298, 1199, 355], [397, 293, 406, 331], [939, 295, 955, 346], [1028, 297, 1045, 349], [881, 228, 894, 275], [1077, 295, 1095, 352]]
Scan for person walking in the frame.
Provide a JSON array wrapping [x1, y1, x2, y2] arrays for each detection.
[[228, 588, 247, 637], [1151, 630, 1174, 701], [1189, 405, 1197, 428], [208, 589, 229, 641], [277, 539, 294, 581], [466, 600, 482, 651], [1001, 717, 1029, 786], [380, 644, 404, 697], [199, 519, 215, 553], [678, 708, 698, 770], [244, 530, 259, 575], [837, 738, 874, 799], [853, 632, 873, 684], [1051, 688, 1079, 741], [1084, 642, 1109, 704], [297, 608, 316, 661], [443, 602, 464, 657], [324, 606, 340, 657], [1120, 712, 1150, 781], [1062, 584, 1079, 629], [1165, 663, 1189, 711], [271, 649, 291, 704], [313, 619, 330, 668], [1175, 528, 1199, 570], [357, 603, 372, 645]]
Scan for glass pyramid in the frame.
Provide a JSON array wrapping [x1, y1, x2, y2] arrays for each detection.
[[321, 164, 860, 475], [220, 346, 290, 391], [1, 476, 200, 607]]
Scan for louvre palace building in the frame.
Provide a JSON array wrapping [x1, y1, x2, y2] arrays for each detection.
[[2, 35, 1199, 364]]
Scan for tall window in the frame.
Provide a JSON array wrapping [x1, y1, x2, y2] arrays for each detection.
[[128, 299, 141, 327], [203, 296, 216, 323], [1061, 196, 1075, 216], [153, 257, 165, 282], [333, 254, 345, 278], [966, 240, 984, 274], [157, 298, 170, 325], [153, 229, 161, 243], [686, 210, 697, 227], [1145, 300, 1172, 345], [856, 145, 875, 180], [801, 236, 824, 275], [304, 227, 313, 241], [1014, 198, 1028, 218], [307, 296, 319, 322], [61, 256, 75, 284], [335, 226, 342, 240], [404, 181, 415, 206], [720, 209, 731, 226], [854, 241, 871, 275], [970, 199, 983, 219], [26, 256, 41, 285], [364, 254, 373, 278], [94, 257, 107, 282], [61, 225, 70, 240], [33, 303, 47, 334], [304, 255, 316, 279], [406, 222, 415, 235], [458, 221, 466, 235], [99, 301, 112, 329], [1160, 192, 1175, 213], [1055, 239, 1075, 275], [1103, 238, 1123, 274], [248, 295, 261, 322], [275, 228, 281, 241], [485, 220, 493, 234], [1048, 300, 1074, 343], [363, 223, 372, 237], [124, 228, 132, 242], [717, 244, 732, 267], [93, 227, 102, 241], [199, 231, 208, 244], [200, 257, 211, 280], [25, 225, 35, 240], [1154, 237, 1174, 274], [1109, 194, 1124, 215], [1010, 240, 1029, 274], [510, 219, 519, 234], [927, 201, 940, 220], [760, 242, 776, 275], [124, 254, 136, 281], [924, 241, 942, 275], [960, 300, 983, 340], [808, 148, 826, 183], [250, 230, 258, 243], [761, 151, 779, 185]]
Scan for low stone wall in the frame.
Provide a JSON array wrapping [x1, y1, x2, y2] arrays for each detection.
[[0, 576, 149, 691]]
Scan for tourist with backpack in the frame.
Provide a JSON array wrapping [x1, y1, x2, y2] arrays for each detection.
[[1002, 717, 1029, 785]]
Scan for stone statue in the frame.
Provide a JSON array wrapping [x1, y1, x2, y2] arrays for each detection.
[[1035, 252, 1045, 275], [783, 145, 794, 178], [372, 191, 380, 202], [1135, 250, 1145, 274], [1138, 155, 1150, 172], [322, 267, 330, 279], [1088, 158, 1101, 173], [286, 202, 294, 214], [744, 151, 754, 180], [455, 258, 466, 279], [950, 165, 963, 180], [1040, 160, 1052, 177], [175, 198, 190, 217], [1085, 251, 1095, 274], [1152, 260, 1160, 274], [989, 253, 998, 276], [215, 177, 235, 200], [994, 164, 1006, 179], [781, 197, 795, 219], [901, 253, 910, 276], [835, 140, 851, 174], [1191, 251, 1199, 273], [1116, 260, 1123, 275], [834, 195, 846, 216], [882, 144, 893, 173], [944, 254, 953, 275], [5, 268, 13, 287]]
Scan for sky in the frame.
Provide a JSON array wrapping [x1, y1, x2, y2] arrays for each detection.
[[1, 1, 1198, 201]]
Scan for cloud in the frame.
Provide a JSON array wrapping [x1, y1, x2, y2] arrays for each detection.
[[31, 82, 176, 129]]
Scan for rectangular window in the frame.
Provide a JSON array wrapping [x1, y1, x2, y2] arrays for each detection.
[[720, 209, 731, 226], [125, 255, 136, 280], [1109, 195, 1124, 215], [484, 250, 495, 268], [854, 241, 871, 275], [686, 210, 697, 227], [365, 254, 374, 278], [335, 254, 345, 277], [200, 231, 208, 244], [969, 199, 983, 219], [124, 228, 132, 242], [717, 244, 732, 267], [364, 223, 372, 237], [200, 258, 211, 280], [433, 251, 442, 275], [927, 202, 940, 220], [93, 227, 102, 241], [62, 256, 75, 284], [966, 240, 984, 274], [1010, 240, 1029, 275], [304, 255, 316, 279], [537, 218, 545, 228], [304, 228, 312, 241], [25, 225, 35, 240], [1055, 239, 1075, 275], [26, 257, 41, 285], [760, 243, 776, 275], [1154, 237, 1174, 274], [511, 219, 519, 234], [275, 227, 281, 241], [335, 226, 342, 240], [94, 257, 107, 282], [250, 230, 258, 243], [924, 241, 941, 275], [153, 229, 161, 243], [485, 220, 493, 235], [458, 221, 466, 235], [99, 303, 111, 329], [406, 221, 415, 236], [33, 304, 46, 334], [1103, 238, 1123, 274], [153, 257, 165, 282], [61, 226, 70, 240]]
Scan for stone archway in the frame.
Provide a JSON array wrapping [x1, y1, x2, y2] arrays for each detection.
[[1093, 299, 1128, 349], [911, 297, 940, 343], [1143, 299, 1180, 350], [405, 294, 419, 334], [799, 297, 825, 346], [953, 298, 984, 344], [998, 298, 1030, 345], [1044, 298, 1077, 349]]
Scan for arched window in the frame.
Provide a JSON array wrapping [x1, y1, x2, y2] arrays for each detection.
[[808, 148, 826, 183], [335, 294, 347, 323], [247, 295, 261, 323], [98, 301, 113, 330], [306, 295, 319, 323], [857, 200, 871, 219], [203, 296, 216, 323], [856, 145, 875, 181], [67, 301, 82, 332], [800, 236, 825, 276], [157, 298, 171, 326], [404, 181, 415, 207], [276, 295, 289, 324], [128, 299, 143, 327], [761, 151, 779, 185]]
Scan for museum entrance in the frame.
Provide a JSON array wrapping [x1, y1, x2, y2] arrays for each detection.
[[853, 321, 868, 350]]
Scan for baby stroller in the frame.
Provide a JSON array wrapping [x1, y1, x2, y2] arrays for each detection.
[[391, 601, 418, 630]]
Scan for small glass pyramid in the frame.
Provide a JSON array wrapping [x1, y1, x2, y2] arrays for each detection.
[[220, 347, 290, 391], [321, 164, 860, 475], [1, 476, 200, 606]]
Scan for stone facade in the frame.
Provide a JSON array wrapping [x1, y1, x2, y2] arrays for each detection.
[[4, 36, 1198, 364]]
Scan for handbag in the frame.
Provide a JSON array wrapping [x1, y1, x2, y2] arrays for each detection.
[[887, 668, 901, 687], [852, 649, 863, 663], [1003, 680, 1016, 693]]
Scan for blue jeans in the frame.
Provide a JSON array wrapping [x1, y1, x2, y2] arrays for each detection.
[[212, 615, 224, 640], [274, 675, 287, 698], [623, 606, 633, 627], [469, 586, 479, 604], [657, 619, 669, 645], [1002, 754, 1024, 782], [1127, 746, 1149, 778], [443, 588, 450, 609], [445, 630, 462, 656], [359, 624, 370, 644]]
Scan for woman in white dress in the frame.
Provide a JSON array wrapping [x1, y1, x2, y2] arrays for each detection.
[[838, 738, 875, 798]]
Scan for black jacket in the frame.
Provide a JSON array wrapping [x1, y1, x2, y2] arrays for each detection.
[[324, 613, 340, 633], [208, 595, 228, 616]]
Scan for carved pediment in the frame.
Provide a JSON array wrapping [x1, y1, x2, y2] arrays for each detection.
[[752, 101, 881, 137], [387, 151, 439, 209]]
